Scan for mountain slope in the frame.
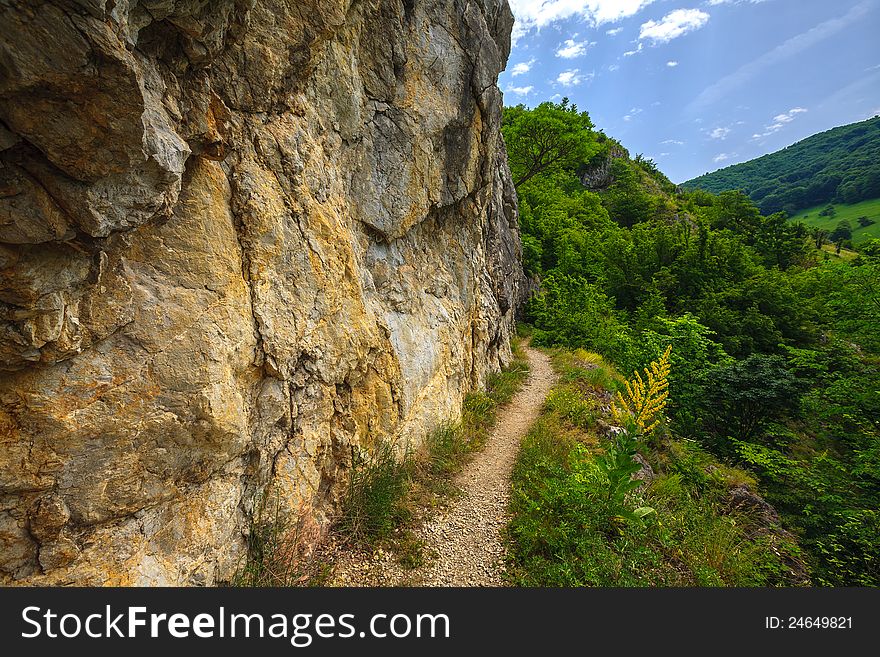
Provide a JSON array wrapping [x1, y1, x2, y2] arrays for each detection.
[[683, 116, 880, 216], [502, 100, 880, 587]]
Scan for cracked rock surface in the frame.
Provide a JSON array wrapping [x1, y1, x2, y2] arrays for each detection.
[[0, 0, 524, 585]]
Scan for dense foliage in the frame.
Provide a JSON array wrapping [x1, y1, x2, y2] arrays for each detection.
[[503, 102, 880, 586], [682, 116, 880, 216], [506, 350, 806, 587]]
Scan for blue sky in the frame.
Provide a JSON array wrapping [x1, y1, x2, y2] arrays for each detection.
[[500, 0, 880, 183]]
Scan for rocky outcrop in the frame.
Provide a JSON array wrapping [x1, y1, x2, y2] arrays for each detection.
[[0, 0, 524, 585], [578, 144, 627, 191], [724, 484, 810, 585]]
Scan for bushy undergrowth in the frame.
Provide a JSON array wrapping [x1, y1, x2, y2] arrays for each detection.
[[505, 349, 806, 587]]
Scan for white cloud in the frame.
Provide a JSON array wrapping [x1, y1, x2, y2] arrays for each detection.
[[709, 126, 731, 139], [752, 107, 808, 138], [608, 63, 620, 72], [714, 153, 732, 163], [556, 38, 592, 58], [508, 1, 656, 43], [623, 44, 643, 56], [511, 58, 536, 76], [773, 107, 807, 123], [556, 69, 584, 86], [661, 139, 685, 145], [506, 85, 534, 96], [639, 9, 709, 44], [667, 60, 679, 67], [623, 107, 643, 122], [606, 27, 624, 36], [508, 0, 657, 26], [690, 2, 872, 110]]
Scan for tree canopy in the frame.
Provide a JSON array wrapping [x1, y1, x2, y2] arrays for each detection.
[[502, 99, 601, 187]]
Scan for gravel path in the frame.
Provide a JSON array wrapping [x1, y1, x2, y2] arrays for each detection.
[[329, 345, 555, 587]]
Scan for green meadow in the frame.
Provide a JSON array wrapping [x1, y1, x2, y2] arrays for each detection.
[[790, 197, 880, 244]]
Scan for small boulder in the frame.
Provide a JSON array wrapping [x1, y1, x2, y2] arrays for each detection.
[[727, 484, 780, 526]]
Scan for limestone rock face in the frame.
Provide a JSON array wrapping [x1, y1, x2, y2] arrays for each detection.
[[0, 0, 523, 585]]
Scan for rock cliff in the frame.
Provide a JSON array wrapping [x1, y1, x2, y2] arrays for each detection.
[[0, 0, 523, 585]]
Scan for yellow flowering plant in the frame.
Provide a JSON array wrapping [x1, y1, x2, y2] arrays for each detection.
[[613, 344, 672, 438]]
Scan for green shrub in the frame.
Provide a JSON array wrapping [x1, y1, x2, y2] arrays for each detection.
[[338, 441, 413, 543]]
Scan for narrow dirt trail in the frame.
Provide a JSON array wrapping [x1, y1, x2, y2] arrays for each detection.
[[329, 345, 555, 587]]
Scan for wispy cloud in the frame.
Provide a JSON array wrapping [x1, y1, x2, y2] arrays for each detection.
[[752, 107, 808, 138], [606, 27, 624, 36], [557, 69, 586, 86], [690, 1, 874, 111], [709, 126, 732, 139], [707, 0, 769, 5], [623, 107, 644, 122], [511, 58, 536, 76], [773, 107, 807, 123], [661, 139, 685, 145], [714, 152, 733, 163], [667, 60, 679, 67]]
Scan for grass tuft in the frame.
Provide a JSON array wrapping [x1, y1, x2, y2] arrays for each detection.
[[338, 440, 413, 543], [231, 492, 326, 587]]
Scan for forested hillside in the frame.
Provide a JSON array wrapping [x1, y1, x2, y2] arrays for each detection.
[[683, 116, 880, 216], [504, 101, 880, 587]]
